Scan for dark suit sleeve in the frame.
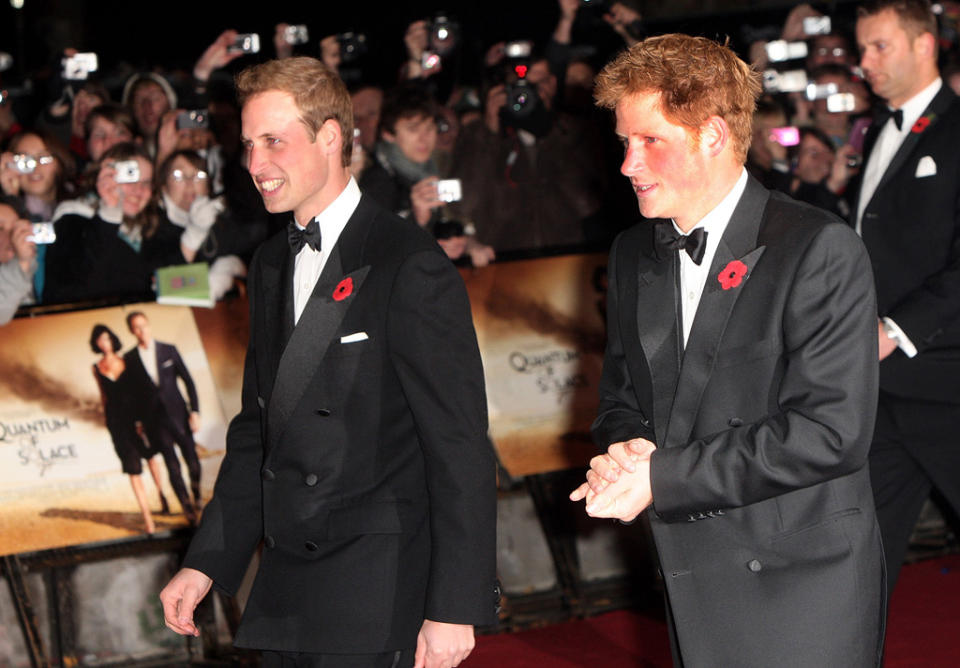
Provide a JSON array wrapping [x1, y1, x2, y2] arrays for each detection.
[[650, 224, 879, 520], [182, 252, 265, 595], [592, 234, 656, 447], [387, 248, 497, 625], [168, 345, 200, 413]]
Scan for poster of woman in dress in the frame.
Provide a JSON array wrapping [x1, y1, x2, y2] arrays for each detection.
[[0, 302, 230, 555]]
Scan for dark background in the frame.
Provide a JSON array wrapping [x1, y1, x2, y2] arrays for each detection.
[[1, 1, 859, 86]]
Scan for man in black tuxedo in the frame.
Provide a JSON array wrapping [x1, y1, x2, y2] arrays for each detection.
[[570, 35, 884, 666], [852, 0, 960, 599], [124, 310, 201, 520], [159, 57, 497, 668]]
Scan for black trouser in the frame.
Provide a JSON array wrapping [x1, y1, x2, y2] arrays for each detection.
[[147, 410, 202, 504], [869, 391, 960, 599]]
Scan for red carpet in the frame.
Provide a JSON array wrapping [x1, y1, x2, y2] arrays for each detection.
[[470, 555, 960, 667]]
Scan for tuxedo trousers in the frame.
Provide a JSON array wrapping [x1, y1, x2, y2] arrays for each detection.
[[261, 648, 414, 668], [869, 390, 960, 598]]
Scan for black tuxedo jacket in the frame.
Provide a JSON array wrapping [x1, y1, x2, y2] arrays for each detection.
[[123, 341, 198, 424], [849, 86, 960, 404], [183, 195, 497, 654], [594, 177, 884, 667]]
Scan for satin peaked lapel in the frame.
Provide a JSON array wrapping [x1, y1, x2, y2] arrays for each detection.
[[664, 178, 769, 449], [267, 241, 371, 447], [635, 243, 682, 448], [872, 88, 955, 198], [256, 245, 289, 390]]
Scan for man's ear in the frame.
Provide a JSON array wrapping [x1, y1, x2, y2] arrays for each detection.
[[318, 118, 343, 157], [700, 116, 730, 157], [913, 31, 936, 60]]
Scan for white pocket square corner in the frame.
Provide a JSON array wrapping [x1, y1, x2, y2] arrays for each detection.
[[340, 332, 369, 343], [915, 155, 937, 178]]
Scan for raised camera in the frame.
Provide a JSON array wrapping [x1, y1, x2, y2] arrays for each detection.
[[436, 179, 462, 203], [504, 40, 533, 59], [803, 16, 832, 36], [430, 14, 459, 56], [114, 160, 141, 184], [11, 153, 52, 174], [229, 34, 260, 54], [62, 52, 98, 81], [177, 110, 209, 130], [284, 25, 309, 45], [765, 40, 808, 63], [337, 32, 367, 64], [27, 222, 56, 245], [762, 69, 808, 94]]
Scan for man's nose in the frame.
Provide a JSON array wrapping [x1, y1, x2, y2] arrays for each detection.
[[621, 146, 642, 177]]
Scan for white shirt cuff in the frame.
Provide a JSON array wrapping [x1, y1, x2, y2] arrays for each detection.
[[882, 317, 918, 358]]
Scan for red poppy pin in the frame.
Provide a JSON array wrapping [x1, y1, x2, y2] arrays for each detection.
[[718, 260, 748, 290], [333, 277, 353, 301], [911, 116, 932, 134]]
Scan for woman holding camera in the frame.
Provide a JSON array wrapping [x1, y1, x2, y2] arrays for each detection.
[[44, 142, 183, 304]]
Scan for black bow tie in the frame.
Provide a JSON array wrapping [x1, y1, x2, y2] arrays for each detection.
[[288, 219, 322, 254], [874, 106, 904, 131], [655, 222, 708, 265]]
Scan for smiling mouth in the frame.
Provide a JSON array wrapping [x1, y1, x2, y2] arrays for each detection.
[[258, 178, 284, 194], [635, 183, 656, 194]]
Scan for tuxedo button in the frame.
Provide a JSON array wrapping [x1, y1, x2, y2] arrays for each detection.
[[640, 417, 651, 427], [304, 541, 319, 552], [262, 468, 276, 481], [728, 417, 743, 427], [257, 396, 265, 409], [304, 473, 318, 486], [264, 536, 276, 549], [864, 212, 878, 220], [747, 559, 762, 573], [315, 408, 331, 416]]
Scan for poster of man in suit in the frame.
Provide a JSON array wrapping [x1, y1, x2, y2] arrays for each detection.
[[570, 34, 885, 666], [0, 303, 228, 554]]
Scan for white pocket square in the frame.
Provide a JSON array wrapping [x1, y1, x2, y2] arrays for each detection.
[[340, 332, 369, 343], [915, 155, 937, 178], [162, 359, 175, 367]]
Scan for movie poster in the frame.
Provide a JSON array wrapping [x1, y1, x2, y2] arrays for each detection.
[[461, 253, 608, 477], [0, 303, 229, 555]]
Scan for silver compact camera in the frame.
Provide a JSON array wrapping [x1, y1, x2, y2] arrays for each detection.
[[62, 52, 98, 80], [114, 160, 141, 184], [27, 222, 56, 245], [176, 110, 209, 130], [762, 69, 809, 94], [229, 33, 261, 54], [436, 179, 463, 203], [284, 25, 309, 45], [765, 40, 808, 63], [11, 153, 53, 174]]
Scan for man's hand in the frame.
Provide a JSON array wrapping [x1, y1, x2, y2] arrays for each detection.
[[159, 567, 213, 637], [411, 177, 442, 226], [570, 438, 656, 522], [603, 2, 642, 46], [827, 144, 859, 194], [10, 219, 36, 275], [484, 85, 507, 135], [193, 30, 243, 83], [878, 320, 898, 360], [465, 238, 495, 268], [96, 163, 121, 208], [0, 151, 20, 197], [189, 411, 201, 433], [414, 620, 475, 668]]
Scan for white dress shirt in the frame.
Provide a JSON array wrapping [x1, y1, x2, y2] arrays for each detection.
[[674, 168, 749, 347], [292, 177, 361, 324], [855, 78, 940, 358], [856, 77, 942, 233], [137, 340, 159, 385]]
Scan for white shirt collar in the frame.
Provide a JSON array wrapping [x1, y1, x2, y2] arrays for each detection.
[[893, 77, 942, 133], [672, 167, 748, 251], [294, 176, 361, 256]]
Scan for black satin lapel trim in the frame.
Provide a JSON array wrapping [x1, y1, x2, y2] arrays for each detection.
[[664, 242, 766, 448], [636, 252, 682, 448], [871, 88, 954, 201], [266, 246, 371, 446], [279, 250, 296, 353]]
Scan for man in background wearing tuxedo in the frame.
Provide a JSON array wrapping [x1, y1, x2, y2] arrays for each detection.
[[570, 34, 884, 666], [853, 0, 960, 600]]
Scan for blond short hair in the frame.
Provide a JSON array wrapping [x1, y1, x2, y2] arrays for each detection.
[[595, 34, 761, 163], [236, 57, 354, 167]]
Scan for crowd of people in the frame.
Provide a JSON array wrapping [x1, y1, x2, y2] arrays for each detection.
[[0, 1, 650, 320]]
